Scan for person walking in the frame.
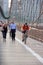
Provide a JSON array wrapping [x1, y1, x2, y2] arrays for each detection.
[[9, 21, 16, 41], [2, 23, 8, 41]]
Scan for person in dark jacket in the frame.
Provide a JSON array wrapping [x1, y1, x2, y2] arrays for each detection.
[[2, 23, 8, 41]]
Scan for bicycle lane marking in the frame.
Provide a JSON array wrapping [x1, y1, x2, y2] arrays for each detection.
[[15, 37, 43, 64]]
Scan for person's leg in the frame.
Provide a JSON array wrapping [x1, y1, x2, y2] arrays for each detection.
[[3, 32, 5, 38], [4, 32, 7, 39], [22, 33, 24, 41], [3, 31, 6, 42], [11, 29, 16, 41], [22, 31, 25, 41], [11, 30, 13, 40], [12, 30, 16, 40], [14, 29, 16, 40], [13, 33, 15, 40], [11, 30, 14, 40]]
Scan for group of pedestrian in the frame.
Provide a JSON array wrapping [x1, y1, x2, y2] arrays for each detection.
[[1, 21, 16, 42], [0, 20, 30, 43]]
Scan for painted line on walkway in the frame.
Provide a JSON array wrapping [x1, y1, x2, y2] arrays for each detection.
[[15, 37, 43, 63]]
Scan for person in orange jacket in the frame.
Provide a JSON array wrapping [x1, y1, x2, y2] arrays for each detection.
[[21, 22, 29, 41]]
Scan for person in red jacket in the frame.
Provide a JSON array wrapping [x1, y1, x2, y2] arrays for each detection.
[[21, 22, 29, 41]]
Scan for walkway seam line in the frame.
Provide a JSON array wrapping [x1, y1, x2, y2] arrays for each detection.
[[15, 37, 43, 64]]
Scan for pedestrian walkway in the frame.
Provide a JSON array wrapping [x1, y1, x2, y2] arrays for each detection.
[[0, 30, 43, 65]]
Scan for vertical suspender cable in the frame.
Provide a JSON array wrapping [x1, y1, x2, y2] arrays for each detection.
[[34, 0, 43, 23], [8, 0, 13, 23]]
